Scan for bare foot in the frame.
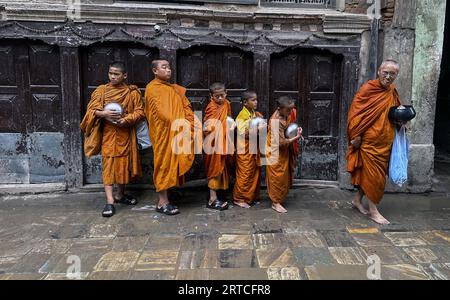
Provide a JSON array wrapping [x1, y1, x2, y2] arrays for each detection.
[[351, 201, 369, 215], [369, 212, 390, 225], [272, 203, 287, 213], [233, 201, 251, 209]]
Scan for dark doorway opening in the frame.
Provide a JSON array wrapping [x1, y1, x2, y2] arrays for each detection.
[[434, 0, 450, 190]]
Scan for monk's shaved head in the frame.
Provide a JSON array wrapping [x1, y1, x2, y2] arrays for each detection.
[[276, 96, 295, 108], [209, 82, 226, 94], [109, 61, 127, 73], [242, 90, 257, 103], [151, 59, 169, 70], [379, 59, 400, 71]]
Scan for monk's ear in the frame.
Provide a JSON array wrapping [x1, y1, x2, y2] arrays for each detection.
[[123, 73, 128, 80]]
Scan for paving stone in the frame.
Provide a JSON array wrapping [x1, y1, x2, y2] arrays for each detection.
[[68, 238, 113, 253], [144, 235, 183, 251], [176, 269, 210, 280], [381, 264, 431, 280], [129, 270, 176, 280], [256, 248, 297, 268], [49, 251, 106, 273], [304, 265, 369, 280], [219, 234, 253, 250], [418, 263, 450, 280], [0, 256, 21, 273], [44, 272, 89, 280], [179, 250, 218, 269], [346, 227, 380, 234], [29, 239, 72, 254], [362, 246, 413, 265], [350, 233, 393, 247], [423, 231, 450, 245], [93, 251, 140, 272], [293, 247, 336, 266], [0, 273, 47, 280], [384, 232, 428, 247], [8, 253, 51, 273], [134, 251, 179, 271], [218, 250, 258, 268], [267, 267, 302, 280], [112, 236, 148, 252], [286, 232, 326, 248], [319, 230, 358, 247], [88, 224, 118, 238], [328, 247, 368, 265], [86, 271, 131, 280], [181, 232, 218, 250], [402, 247, 439, 264]]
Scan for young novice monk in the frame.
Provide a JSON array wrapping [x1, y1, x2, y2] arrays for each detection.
[[80, 61, 144, 217], [145, 59, 195, 216], [233, 91, 264, 208], [266, 96, 303, 213], [203, 82, 235, 211]]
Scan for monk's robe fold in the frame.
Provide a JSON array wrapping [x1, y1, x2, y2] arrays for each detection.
[[144, 78, 195, 192], [265, 110, 296, 204], [233, 107, 263, 204], [203, 99, 233, 190], [346, 79, 401, 204], [80, 83, 144, 185]]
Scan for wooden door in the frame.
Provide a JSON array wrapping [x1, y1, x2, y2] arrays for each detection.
[[270, 50, 342, 181]]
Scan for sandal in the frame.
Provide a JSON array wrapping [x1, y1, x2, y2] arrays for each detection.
[[156, 203, 180, 216], [102, 204, 115, 218], [207, 199, 229, 211], [115, 194, 138, 205]]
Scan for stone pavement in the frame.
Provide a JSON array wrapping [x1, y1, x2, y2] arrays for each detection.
[[1, 183, 450, 280]]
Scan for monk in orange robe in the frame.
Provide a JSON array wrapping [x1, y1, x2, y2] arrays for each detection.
[[346, 60, 402, 225], [203, 82, 235, 211], [144, 59, 195, 215], [80, 61, 144, 217], [266, 96, 303, 213], [233, 91, 264, 208]]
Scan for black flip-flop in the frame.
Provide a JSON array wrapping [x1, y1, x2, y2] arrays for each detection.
[[206, 199, 229, 211], [156, 203, 180, 216], [102, 204, 115, 218], [115, 194, 138, 205]]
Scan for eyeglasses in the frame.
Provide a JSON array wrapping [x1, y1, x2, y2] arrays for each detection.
[[381, 71, 398, 78]]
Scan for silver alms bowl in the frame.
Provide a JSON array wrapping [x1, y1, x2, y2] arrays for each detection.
[[104, 102, 123, 115], [250, 117, 265, 129], [285, 123, 300, 139]]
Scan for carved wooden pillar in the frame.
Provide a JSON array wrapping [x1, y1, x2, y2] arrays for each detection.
[[338, 53, 359, 188], [60, 47, 83, 188], [253, 51, 271, 118]]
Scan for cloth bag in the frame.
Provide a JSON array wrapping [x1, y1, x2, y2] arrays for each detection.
[[136, 119, 151, 150], [389, 125, 409, 187]]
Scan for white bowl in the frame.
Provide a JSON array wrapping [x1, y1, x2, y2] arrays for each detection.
[[104, 102, 123, 115], [250, 117, 265, 129]]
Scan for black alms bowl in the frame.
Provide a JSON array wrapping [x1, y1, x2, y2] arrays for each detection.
[[388, 105, 416, 123]]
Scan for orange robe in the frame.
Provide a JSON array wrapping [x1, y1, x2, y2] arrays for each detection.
[[203, 99, 233, 190], [144, 78, 195, 192], [233, 107, 263, 204], [80, 83, 144, 185], [265, 110, 296, 204], [346, 79, 401, 204]]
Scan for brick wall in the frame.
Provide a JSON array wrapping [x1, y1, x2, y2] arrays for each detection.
[[344, 0, 396, 26]]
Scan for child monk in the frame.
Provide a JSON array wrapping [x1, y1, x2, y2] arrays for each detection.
[[265, 96, 303, 213], [80, 61, 144, 217], [233, 91, 264, 208], [203, 82, 235, 211], [144, 59, 195, 216]]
